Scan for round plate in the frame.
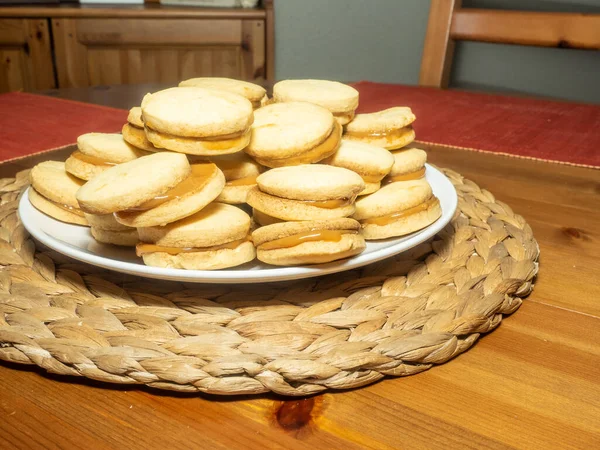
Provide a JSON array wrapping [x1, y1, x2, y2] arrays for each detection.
[[19, 164, 457, 283]]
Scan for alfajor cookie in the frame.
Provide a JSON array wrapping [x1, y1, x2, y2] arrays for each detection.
[[122, 107, 157, 152], [344, 107, 416, 150], [136, 203, 255, 270], [323, 139, 394, 196], [353, 178, 441, 240], [209, 152, 264, 204], [85, 213, 138, 247], [141, 87, 253, 155], [76, 152, 225, 227], [65, 133, 148, 181], [382, 148, 427, 185], [29, 161, 87, 226], [252, 218, 365, 266], [273, 79, 359, 125], [246, 164, 364, 221], [179, 77, 268, 109], [245, 102, 342, 168]]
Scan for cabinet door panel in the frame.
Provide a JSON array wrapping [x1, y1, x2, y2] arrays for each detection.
[[86, 48, 121, 86], [52, 19, 89, 88], [0, 19, 55, 93], [53, 18, 265, 88], [0, 48, 26, 92]]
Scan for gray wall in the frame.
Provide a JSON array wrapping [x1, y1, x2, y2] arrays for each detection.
[[274, 0, 600, 104]]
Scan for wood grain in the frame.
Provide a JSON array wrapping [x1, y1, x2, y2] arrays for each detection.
[[0, 48, 24, 92], [0, 18, 55, 92], [0, 4, 271, 91], [418, 0, 461, 88], [52, 18, 89, 89], [241, 19, 266, 81], [0, 18, 25, 44], [451, 9, 600, 49], [51, 17, 267, 88], [75, 18, 242, 46], [0, 5, 266, 20], [0, 298, 597, 449], [24, 19, 55, 90], [264, 0, 275, 81], [424, 144, 600, 317], [0, 116, 598, 447]]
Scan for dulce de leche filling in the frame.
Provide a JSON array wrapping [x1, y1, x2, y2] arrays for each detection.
[[148, 126, 246, 142], [71, 150, 118, 168], [263, 179, 358, 209], [383, 167, 426, 185], [226, 175, 258, 187], [345, 125, 413, 140], [259, 229, 358, 251], [37, 190, 85, 217], [53, 200, 85, 217], [362, 196, 440, 226], [264, 192, 355, 209], [360, 174, 383, 183], [117, 163, 217, 214], [146, 126, 251, 153], [261, 121, 342, 167], [301, 197, 354, 209], [136, 236, 251, 257]]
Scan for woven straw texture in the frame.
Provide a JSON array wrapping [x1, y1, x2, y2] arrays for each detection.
[[0, 166, 539, 396]]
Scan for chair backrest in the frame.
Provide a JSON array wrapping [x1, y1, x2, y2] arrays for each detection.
[[419, 0, 600, 88]]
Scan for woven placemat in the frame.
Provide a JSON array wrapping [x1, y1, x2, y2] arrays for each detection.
[[0, 167, 539, 396]]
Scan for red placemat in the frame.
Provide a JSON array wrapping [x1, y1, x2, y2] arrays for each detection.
[[0, 92, 127, 163], [1, 87, 599, 168], [354, 81, 600, 168]]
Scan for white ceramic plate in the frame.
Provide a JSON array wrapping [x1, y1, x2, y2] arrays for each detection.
[[19, 164, 457, 284]]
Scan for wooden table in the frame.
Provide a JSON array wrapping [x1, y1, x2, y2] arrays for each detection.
[[1, 87, 599, 450]]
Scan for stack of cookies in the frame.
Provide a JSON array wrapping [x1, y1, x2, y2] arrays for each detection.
[[247, 165, 367, 264], [28, 77, 441, 270]]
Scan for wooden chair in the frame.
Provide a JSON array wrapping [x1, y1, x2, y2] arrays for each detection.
[[419, 0, 600, 88]]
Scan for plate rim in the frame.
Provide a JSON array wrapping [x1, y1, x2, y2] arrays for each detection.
[[19, 164, 457, 283]]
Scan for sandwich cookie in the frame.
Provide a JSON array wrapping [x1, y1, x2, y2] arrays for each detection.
[[29, 161, 87, 226], [136, 203, 255, 270], [178, 77, 268, 109], [252, 218, 366, 266], [65, 133, 148, 181], [353, 178, 441, 240], [383, 148, 427, 185], [344, 107, 416, 150], [273, 79, 359, 126], [246, 164, 364, 221], [323, 139, 394, 196], [85, 213, 138, 247], [122, 107, 157, 152], [245, 102, 341, 168], [76, 152, 225, 227], [141, 87, 253, 155], [209, 152, 263, 204]]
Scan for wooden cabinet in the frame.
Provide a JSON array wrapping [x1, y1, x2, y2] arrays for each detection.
[[0, 3, 274, 93], [0, 18, 55, 92], [52, 17, 266, 88]]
